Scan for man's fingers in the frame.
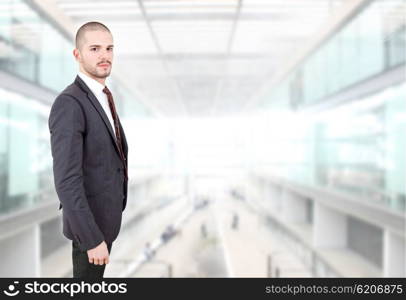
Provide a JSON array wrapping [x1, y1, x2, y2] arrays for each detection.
[[88, 256, 109, 265], [96, 258, 108, 265], [86, 241, 109, 265], [88, 253, 109, 265]]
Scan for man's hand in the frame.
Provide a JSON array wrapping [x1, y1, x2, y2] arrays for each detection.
[[87, 241, 109, 265]]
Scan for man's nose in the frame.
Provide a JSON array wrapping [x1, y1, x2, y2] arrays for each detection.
[[99, 49, 111, 59]]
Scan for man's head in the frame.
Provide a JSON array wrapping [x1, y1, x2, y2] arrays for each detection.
[[73, 22, 113, 84]]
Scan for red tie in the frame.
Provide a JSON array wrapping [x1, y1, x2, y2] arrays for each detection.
[[103, 86, 128, 181]]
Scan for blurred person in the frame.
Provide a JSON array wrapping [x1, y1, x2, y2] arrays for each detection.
[[200, 223, 207, 238], [232, 213, 239, 230], [48, 21, 128, 278], [161, 224, 178, 243], [143, 242, 155, 261]]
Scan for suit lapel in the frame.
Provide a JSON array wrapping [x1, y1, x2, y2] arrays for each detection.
[[118, 118, 128, 157], [74, 76, 121, 156]]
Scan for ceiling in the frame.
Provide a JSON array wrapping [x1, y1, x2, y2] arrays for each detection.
[[55, 0, 347, 117]]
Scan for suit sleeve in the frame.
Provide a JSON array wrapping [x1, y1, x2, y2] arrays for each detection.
[[49, 94, 104, 251]]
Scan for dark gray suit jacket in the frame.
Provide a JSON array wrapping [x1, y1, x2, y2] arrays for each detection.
[[49, 75, 128, 251]]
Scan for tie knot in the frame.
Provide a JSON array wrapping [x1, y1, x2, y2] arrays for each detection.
[[103, 86, 111, 96]]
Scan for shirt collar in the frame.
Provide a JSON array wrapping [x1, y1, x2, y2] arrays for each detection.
[[78, 71, 105, 96]]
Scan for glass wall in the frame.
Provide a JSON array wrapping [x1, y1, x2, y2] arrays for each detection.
[[318, 84, 405, 210], [0, 0, 76, 92], [254, 82, 406, 212], [259, 0, 405, 108], [0, 87, 55, 215], [254, 0, 406, 212]]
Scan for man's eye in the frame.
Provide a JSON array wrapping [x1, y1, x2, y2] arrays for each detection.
[[90, 48, 97, 51]]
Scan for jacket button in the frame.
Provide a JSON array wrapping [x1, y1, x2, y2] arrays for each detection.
[[117, 168, 121, 172]]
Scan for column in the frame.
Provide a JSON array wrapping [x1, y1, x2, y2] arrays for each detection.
[[383, 230, 405, 277], [0, 224, 40, 277], [313, 202, 347, 248]]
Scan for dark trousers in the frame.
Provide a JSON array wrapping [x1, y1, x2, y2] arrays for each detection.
[[72, 240, 113, 279]]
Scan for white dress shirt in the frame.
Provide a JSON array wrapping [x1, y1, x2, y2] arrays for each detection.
[[78, 71, 117, 137]]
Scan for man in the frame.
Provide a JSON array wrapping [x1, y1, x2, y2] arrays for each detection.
[[48, 21, 128, 278]]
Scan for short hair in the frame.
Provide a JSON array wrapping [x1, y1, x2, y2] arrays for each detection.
[[75, 21, 111, 49]]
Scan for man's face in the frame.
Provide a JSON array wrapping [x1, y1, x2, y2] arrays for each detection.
[[74, 30, 114, 81]]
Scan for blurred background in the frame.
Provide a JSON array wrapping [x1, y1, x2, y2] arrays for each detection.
[[0, 0, 405, 278]]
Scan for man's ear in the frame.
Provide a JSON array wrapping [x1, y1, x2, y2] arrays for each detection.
[[73, 48, 80, 62]]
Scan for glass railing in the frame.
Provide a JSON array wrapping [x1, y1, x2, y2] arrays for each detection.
[[265, 215, 340, 277], [0, 86, 54, 215], [252, 81, 406, 212], [254, 0, 406, 212], [259, 0, 405, 109]]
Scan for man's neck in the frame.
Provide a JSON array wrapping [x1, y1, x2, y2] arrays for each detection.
[[80, 69, 106, 86]]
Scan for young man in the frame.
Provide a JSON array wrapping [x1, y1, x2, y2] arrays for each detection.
[[48, 22, 128, 278]]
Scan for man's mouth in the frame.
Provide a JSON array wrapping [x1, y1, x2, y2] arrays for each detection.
[[98, 63, 110, 67]]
